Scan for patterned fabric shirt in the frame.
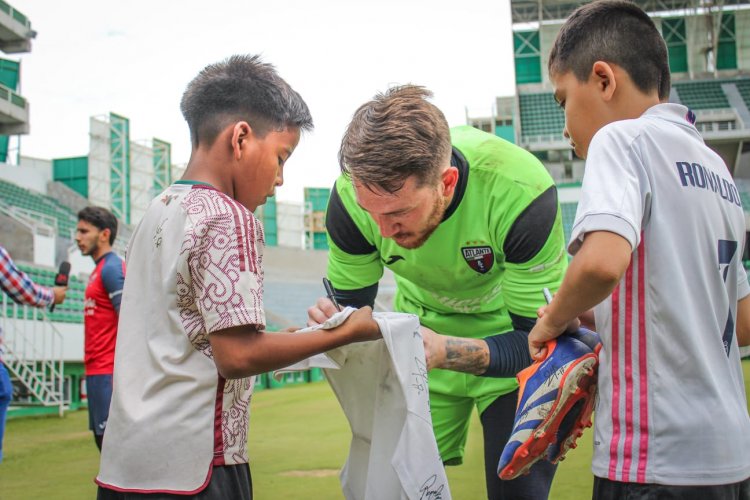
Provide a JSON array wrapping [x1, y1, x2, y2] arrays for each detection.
[[0, 245, 53, 307], [97, 182, 265, 494]]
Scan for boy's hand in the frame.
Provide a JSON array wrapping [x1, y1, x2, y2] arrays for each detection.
[[307, 296, 339, 327], [536, 304, 581, 332], [340, 306, 381, 342], [531, 301, 587, 360], [528, 312, 567, 361]]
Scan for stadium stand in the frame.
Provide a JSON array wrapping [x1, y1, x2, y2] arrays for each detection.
[[13, 263, 85, 323], [0, 177, 78, 238], [736, 79, 750, 110], [519, 93, 565, 140], [736, 178, 750, 209], [560, 201, 578, 244], [673, 80, 732, 110]]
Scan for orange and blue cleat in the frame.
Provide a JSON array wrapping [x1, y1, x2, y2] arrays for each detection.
[[498, 332, 600, 480], [547, 328, 601, 464]]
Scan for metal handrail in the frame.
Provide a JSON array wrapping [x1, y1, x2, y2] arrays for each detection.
[[0, 203, 58, 237], [0, 294, 66, 416], [0, 81, 27, 110]]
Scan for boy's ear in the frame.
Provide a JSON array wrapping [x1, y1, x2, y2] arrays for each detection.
[[592, 60, 616, 102], [231, 121, 253, 160]]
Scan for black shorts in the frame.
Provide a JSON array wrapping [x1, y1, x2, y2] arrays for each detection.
[[97, 463, 252, 500], [86, 374, 113, 436], [593, 475, 750, 500]]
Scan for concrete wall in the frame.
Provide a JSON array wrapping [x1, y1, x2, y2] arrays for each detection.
[[88, 116, 111, 211], [32, 233, 55, 267], [277, 201, 305, 248], [56, 321, 84, 361], [130, 141, 155, 226], [686, 14, 710, 74], [47, 181, 89, 215], [558, 185, 582, 204], [684, 10, 750, 75], [0, 161, 52, 194], [0, 212, 33, 261], [539, 23, 561, 87], [738, 10, 750, 72]]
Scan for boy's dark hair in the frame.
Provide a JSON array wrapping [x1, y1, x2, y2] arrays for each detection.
[[180, 54, 313, 147], [549, 0, 671, 100], [339, 85, 451, 194], [78, 206, 118, 245]]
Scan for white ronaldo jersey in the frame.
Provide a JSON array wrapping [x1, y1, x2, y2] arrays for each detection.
[[570, 104, 750, 485], [97, 183, 265, 493]]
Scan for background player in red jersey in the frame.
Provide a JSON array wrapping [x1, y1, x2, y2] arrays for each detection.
[[76, 206, 125, 452]]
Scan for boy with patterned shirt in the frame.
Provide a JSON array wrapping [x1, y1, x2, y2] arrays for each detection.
[[528, 2, 750, 498], [96, 55, 380, 499]]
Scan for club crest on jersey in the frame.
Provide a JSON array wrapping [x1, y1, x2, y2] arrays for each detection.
[[461, 246, 494, 274]]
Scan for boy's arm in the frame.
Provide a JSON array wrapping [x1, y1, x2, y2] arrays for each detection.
[[529, 231, 631, 359], [209, 306, 381, 379], [736, 294, 750, 347]]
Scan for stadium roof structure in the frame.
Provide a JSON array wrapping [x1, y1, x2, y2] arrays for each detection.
[[511, 0, 750, 24]]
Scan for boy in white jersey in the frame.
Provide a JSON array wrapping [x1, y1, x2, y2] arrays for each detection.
[[95, 55, 380, 499], [528, 1, 750, 499]]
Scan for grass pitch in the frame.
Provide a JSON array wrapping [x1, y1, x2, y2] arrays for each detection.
[[1, 361, 748, 499]]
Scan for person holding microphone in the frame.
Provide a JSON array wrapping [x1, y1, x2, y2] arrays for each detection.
[[0, 244, 67, 463]]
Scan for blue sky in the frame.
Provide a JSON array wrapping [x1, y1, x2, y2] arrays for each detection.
[[13, 0, 515, 202]]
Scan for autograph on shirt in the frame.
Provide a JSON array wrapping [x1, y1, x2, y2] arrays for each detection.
[[419, 474, 445, 499], [411, 356, 429, 396]]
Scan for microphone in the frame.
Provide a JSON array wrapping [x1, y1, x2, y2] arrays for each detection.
[[50, 261, 71, 312]]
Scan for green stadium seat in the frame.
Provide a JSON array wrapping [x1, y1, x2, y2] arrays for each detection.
[[674, 80, 730, 110], [519, 93, 566, 141], [560, 202, 578, 244], [735, 79, 750, 111], [3, 262, 86, 323]]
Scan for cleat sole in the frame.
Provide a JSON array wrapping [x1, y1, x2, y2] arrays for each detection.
[[500, 353, 599, 480]]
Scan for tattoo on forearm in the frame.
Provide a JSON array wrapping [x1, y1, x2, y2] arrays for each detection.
[[444, 338, 489, 375]]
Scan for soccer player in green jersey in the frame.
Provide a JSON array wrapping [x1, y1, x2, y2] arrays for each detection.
[[307, 85, 569, 499]]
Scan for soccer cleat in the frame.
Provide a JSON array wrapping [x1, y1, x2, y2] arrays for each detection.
[[545, 381, 597, 464], [567, 327, 603, 355], [498, 335, 599, 480], [545, 328, 601, 464]]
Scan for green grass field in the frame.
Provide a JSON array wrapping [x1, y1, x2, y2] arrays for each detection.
[[2, 360, 749, 499]]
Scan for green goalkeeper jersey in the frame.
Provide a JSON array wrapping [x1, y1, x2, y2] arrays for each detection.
[[326, 124, 569, 447], [327, 125, 566, 340]]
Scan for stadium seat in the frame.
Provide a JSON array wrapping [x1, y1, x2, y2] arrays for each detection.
[[560, 202, 578, 244], [674, 80, 731, 110], [519, 93, 566, 142], [0, 178, 78, 238]]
